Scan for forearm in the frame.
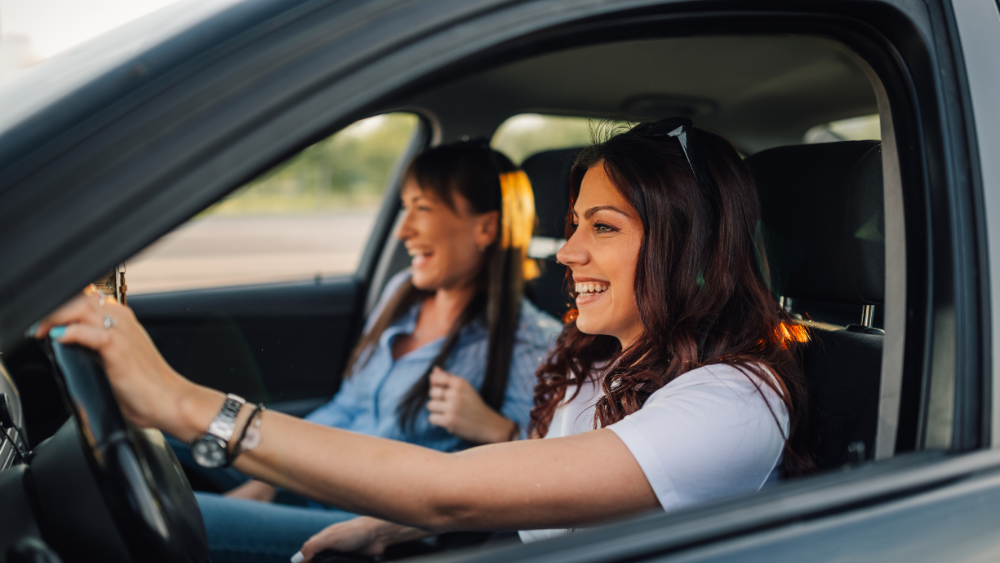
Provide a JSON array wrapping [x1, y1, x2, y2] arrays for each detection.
[[230, 410, 470, 530], [166, 383, 655, 532]]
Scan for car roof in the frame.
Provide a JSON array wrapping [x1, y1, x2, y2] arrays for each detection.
[[0, 0, 304, 169], [395, 36, 876, 153]]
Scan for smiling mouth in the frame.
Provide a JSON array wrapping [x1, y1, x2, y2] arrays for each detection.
[[408, 248, 433, 267], [575, 282, 609, 296]]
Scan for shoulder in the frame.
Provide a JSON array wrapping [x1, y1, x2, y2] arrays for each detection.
[[616, 362, 789, 441], [380, 269, 412, 300], [362, 269, 413, 333], [646, 363, 783, 404], [608, 362, 789, 511], [515, 298, 564, 343]]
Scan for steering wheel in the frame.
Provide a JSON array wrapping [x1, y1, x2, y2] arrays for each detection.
[[27, 340, 210, 563]]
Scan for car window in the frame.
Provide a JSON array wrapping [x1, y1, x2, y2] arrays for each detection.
[[804, 114, 881, 144], [125, 112, 420, 294], [491, 113, 630, 164]]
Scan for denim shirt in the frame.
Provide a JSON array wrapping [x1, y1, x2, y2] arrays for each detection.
[[305, 271, 563, 451]]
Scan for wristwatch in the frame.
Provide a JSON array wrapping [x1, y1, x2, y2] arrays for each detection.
[[191, 394, 245, 468]]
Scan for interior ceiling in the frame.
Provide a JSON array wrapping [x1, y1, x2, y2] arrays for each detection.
[[400, 35, 878, 154]]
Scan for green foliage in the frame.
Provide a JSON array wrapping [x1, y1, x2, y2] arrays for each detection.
[[491, 114, 629, 164], [207, 113, 419, 215]]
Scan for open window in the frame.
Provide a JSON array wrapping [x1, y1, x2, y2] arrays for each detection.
[[126, 113, 421, 294]]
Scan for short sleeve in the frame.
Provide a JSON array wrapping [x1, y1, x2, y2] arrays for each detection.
[[608, 364, 787, 511]]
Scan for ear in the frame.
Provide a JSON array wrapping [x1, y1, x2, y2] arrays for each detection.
[[475, 210, 500, 250]]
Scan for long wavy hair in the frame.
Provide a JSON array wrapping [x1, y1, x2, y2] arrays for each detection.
[[529, 123, 815, 476], [343, 142, 537, 433]]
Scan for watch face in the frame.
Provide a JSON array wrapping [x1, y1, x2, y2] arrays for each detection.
[[192, 438, 227, 468]]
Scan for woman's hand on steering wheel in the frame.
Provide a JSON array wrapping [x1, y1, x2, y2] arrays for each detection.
[[32, 287, 198, 437], [426, 367, 518, 444]]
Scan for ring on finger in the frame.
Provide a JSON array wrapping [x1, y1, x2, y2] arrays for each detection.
[[99, 294, 107, 306], [103, 315, 117, 330]]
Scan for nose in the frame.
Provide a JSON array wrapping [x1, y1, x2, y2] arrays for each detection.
[[555, 228, 588, 269], [395, 207, 416, 241]]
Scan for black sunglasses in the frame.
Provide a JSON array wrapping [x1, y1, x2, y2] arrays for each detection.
[[637, 117, 715, 196]]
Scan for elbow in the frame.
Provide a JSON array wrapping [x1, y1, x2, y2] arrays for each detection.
[[411, 492, 478, 533]]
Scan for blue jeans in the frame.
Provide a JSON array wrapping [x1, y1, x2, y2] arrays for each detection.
[[195, 492, 359, 563], [169, 436, 359, 561]]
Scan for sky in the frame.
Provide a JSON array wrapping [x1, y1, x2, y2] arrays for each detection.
[[0, 0, 180, 60]]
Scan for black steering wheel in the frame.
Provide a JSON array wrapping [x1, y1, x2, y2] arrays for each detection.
[[27, 340, 210, 563]]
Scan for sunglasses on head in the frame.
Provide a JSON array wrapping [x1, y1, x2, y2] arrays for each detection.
[[637, 117, 715, 196]]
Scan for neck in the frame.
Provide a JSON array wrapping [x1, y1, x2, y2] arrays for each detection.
[[424, 279, 479, 322], [617, 326, 644, 352]]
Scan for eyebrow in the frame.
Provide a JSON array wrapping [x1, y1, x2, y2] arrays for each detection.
[[577, 205, 632, 220]]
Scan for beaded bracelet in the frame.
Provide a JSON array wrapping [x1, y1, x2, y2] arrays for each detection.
[[226, 404, 265, 466]]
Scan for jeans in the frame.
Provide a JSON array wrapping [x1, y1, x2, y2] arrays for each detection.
[[195, 493, 359, 563], [169, 436, 358, 562]]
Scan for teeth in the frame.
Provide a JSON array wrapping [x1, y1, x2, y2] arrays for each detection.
[[575, 282, 608, 294]]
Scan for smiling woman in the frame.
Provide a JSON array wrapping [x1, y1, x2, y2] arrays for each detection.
[[557, 166, 645, 347]]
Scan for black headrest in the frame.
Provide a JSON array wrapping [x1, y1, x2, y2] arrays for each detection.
[[746, 140, 884, 305], [521, 148, 583, 239]]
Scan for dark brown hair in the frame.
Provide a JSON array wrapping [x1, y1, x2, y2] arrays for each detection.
[[529, 123, 815, 476], [343, 143, 534, 433]]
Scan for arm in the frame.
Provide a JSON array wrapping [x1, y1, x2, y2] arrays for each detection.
[[299, 517, 429, 561], [36, 292, 658, 532]]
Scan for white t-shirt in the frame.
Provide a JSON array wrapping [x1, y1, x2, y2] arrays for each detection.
[[518, 363, 788, 543]]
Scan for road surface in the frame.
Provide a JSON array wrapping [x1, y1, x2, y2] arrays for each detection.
[[126, 211, 379, 294]]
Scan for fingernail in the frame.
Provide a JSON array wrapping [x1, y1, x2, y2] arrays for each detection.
[[24, 322, 40, 339], [48, 326, 67, 339], [290, 551, 304, 563]]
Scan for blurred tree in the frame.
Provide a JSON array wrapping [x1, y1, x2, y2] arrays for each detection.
[[208, 113, 419, 215]]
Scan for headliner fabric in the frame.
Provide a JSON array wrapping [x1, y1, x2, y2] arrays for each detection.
[[747, 141, 885, 305]]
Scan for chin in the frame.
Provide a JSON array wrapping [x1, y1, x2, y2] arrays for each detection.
[[574, 314, 603, 336], [410, 271, 435, 290]]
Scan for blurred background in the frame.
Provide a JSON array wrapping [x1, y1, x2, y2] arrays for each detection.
[[0, 0, 179, 83]]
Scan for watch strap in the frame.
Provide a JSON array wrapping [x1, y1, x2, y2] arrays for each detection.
[[206, 393, 245, 443]]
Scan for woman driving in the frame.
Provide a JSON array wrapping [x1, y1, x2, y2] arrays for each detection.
[[35, 119, 813, 562]]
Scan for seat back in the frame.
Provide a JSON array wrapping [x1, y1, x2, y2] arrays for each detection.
[[747, 141, 885, 470], [521, 148, 583, 320]]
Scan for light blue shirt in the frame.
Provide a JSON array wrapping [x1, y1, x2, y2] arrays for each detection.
[[305, 271, 562, 451]]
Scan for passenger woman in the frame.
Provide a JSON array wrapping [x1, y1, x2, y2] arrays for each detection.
[[170, 142, 563, 560], [36, 119, 813, 562]]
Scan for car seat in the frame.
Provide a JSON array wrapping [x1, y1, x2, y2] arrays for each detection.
[[521, 148, 582, 320], [746, 140, 885, 470]]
